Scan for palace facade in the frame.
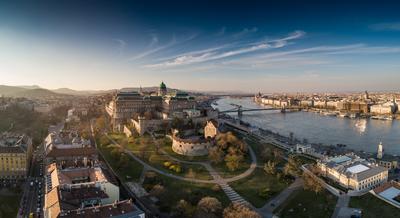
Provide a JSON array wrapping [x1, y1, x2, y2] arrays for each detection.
[[106, 82, 197, 131]]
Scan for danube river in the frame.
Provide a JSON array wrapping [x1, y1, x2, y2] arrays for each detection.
[[214, 97, 400, 155]]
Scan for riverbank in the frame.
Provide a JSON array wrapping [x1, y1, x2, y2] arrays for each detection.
[[255, 99, 400, 121], [213, 97, 400, 155]]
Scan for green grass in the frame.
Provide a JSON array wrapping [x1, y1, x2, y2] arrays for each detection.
[[275, 189, 337, 218], [118, 134, 212, 180], [349, 193, 399, 218], [211, 158, 251, 178], [142, 171, 229, 213], [97, 141, 144, 182], [0, 191, 22, 218], [229, 168, 290, 208]]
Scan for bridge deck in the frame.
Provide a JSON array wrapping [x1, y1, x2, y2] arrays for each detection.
[[220, 108, 281, 113]]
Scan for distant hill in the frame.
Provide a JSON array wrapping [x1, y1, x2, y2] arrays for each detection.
[[17, 85, 42, 89], [0, 85, 27, 96], [0, 85, 67, 98], [13, 88, 65, 98], [52, 88, 114, 96]]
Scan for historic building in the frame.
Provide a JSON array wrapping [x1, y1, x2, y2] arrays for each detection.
[[106, 82, 198, 131], [204, 119, 219, 139], [171, 120, 221, 156], [0, 133, 33, 180], [317, 154, 388, 191], [44, 163, 144, 218], [44, 130, 97, 166]]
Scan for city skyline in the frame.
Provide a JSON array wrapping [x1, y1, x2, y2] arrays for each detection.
[[1, 0, 400, 92]]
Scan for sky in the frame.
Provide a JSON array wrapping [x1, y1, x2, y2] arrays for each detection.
[[1, 0, 400, 93]]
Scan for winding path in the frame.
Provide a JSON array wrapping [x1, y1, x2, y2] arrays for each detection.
[[104, 133, 257, 185]]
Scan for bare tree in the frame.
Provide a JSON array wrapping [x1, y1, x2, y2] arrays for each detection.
[[223, 203, 261, 218]]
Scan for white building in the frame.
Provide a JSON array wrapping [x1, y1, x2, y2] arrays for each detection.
[[370, 104, 395, 115], [318, 154, 388, 191]]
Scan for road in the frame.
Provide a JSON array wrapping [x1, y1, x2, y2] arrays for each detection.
[[18, 123, 56, 218], [19, 149, 45, 218], [257, 177, 304, 218]]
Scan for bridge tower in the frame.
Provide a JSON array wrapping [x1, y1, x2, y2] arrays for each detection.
[[281, 106, 286, 113], [237, 105, 243, 119]]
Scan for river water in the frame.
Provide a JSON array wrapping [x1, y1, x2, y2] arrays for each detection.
[[214, 97, 400, 155]]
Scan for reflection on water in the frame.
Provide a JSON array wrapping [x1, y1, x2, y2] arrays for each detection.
[[214, 97, 400, 155], [354, 119, 367, 134]]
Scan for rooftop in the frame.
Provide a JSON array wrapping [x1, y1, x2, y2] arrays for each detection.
[[346, 164, 370, 174]]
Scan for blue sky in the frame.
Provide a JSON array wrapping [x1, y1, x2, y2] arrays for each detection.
[[1, 0, 400, 92]]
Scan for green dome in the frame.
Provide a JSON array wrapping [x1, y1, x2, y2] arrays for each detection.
[[160, 81, 167, 89]]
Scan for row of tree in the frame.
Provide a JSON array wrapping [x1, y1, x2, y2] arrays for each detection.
[[173, 196, 260, 218]]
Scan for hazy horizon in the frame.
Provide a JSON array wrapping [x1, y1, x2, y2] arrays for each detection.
[[1, 0, 400, 93]]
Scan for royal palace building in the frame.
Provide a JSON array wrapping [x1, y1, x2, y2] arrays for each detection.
[[106, 82, 196, 131]]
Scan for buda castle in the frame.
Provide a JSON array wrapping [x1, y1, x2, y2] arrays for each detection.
[[106, 82, 216, 132]]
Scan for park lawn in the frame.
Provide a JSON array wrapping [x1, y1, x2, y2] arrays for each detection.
[[212, 159, 251, 178], [275, 189, 337, 218], [0, 192, 21, 218], [245, 136, 286, 165], [142, 171, 230, 213], [122, 135, 212, 180], [229, 168, 289, 208], [349, 193, 399, 218], [97, 142, 143, 182]]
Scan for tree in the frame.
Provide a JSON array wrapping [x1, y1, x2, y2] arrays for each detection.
[[174, 199, 194, 218], [260, 146, 272, 162], [95, 116, 106, 131], [208, 147, 224, 164], [99, 136, 110, 146], [283, 156, 301, 176], [224, 153, 244, 172], [149, 184, 165, 196], [223, 203, 261, 218], [118, 153, 130, 168], [144, 111, 153, 120], [194, 197, 222, 218], [263, 160, 276, 175], [303, 172, 323, 194], [273, 148, 283, 163], [110, 147, 121, 160], [215, 132, 247, 153]]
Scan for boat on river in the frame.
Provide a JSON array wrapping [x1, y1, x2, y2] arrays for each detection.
[[371, 115, 393, 121]]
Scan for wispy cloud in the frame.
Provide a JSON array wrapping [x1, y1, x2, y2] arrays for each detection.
[[233, 27, 258, 38], [220, 43, 400, 69], [128, 33, 198, 62], [112, 39, 127, 56], [128, 35, 176, 61], [370, 22, 400, 31], [145, 30, 305, 68]]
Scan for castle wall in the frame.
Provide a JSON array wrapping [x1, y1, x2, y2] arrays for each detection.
[[171, 136, 211, 156]]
